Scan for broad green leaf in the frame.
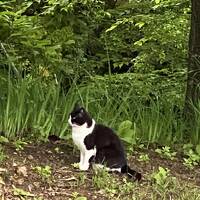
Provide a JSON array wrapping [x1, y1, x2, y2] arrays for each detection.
[[118, 120, 132, 133], [195, 145, 200, 155], [118, 121, 136, 145], [121, 129, 134, 142]]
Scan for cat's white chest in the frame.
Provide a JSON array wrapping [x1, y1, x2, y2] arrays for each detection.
[[71, 120, 96, 171], [71, 120, 95, 151], [72, 130, 88, 151]]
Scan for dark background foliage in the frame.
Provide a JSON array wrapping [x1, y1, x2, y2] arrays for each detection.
[[0, 0, 195, 144]]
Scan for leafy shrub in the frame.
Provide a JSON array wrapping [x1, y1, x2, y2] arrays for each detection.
[[183, 144, 200, 169], [155, 146, 177, 160], [118, 120, 136, 145]]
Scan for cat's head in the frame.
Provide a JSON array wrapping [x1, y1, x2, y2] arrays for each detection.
[[68, 104, 93, 128]]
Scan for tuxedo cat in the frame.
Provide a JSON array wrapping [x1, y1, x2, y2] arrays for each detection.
[[68, 105, 141, 181]]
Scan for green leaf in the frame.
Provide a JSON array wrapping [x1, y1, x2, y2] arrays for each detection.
[[155, 0, 161, 4], [105, 24, 118, 33], [118, 121, 136, 145], [66, 40, 75, 45], [134, 38, 148, 47], [105, 21, 123, 32], [0, 136, 9, 144], [118, 120, 132, 133], [71, 163, 79, 169], [135, 22, 145, 29], [121, 129, 136, 144], [155, 148, 162, 154], [195, 145, 200, 155]]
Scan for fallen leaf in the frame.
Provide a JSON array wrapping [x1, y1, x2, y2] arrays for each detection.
[[28, 184, 33, 192], [28, 155, 34, 160], [33, 182, 40, 188], [16, 166, 28, 177], [0, 176, 5, 185], [0, 168, 7, 173], [16, 178, 24, 185], [13, 186, 35, 197]]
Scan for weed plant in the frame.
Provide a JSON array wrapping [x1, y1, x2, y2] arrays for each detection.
[[33, 165, 52, 181], [78, 81, 187, 146], [91, 166, 200, 200], [0, 72, 199, 146], [0, 76, 75, 140], [155, 146, 177, 160]]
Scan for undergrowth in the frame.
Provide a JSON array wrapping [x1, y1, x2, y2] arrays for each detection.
[[91, 167, 200, 200], [0, 73, 199, 146]]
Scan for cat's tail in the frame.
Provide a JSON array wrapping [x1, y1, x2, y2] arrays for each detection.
[[121, 165, 142, 181]]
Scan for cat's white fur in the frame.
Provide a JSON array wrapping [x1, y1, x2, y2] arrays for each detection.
[[68, 116, 96, 170], [93, 164, 121, 173]]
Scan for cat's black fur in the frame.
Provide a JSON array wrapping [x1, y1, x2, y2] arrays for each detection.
[[70, 105, 142, 181]]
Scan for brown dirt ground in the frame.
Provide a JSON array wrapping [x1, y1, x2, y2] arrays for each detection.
[[0, 140, 200, 200]]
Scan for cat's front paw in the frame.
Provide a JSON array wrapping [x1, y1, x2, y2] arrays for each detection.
[[79, 163, 89, 171]]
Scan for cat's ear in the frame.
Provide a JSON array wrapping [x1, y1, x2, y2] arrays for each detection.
[[80, 108, 84, 113], [73, 102, 80, 111]]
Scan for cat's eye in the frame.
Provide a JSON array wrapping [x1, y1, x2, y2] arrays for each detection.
[[78, 113, 82, 117]]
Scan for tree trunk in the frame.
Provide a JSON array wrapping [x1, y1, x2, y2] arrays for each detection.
[[184, 0, 200, 115]]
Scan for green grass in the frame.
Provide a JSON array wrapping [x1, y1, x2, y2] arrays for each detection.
[[0, 77, 75, 140], [77, 81, 187, 146], [0, 73, 199, 146], [90, 167, 200, 200]]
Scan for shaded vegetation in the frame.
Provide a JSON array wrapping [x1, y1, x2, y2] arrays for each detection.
[[0, 0, 193, 145], [1, 1, 200, 199]]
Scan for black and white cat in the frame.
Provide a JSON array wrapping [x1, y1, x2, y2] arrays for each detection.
[[68, 105, 141, 181]]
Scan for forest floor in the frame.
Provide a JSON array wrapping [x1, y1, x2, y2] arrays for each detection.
[[0, 139, 200, 200]]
